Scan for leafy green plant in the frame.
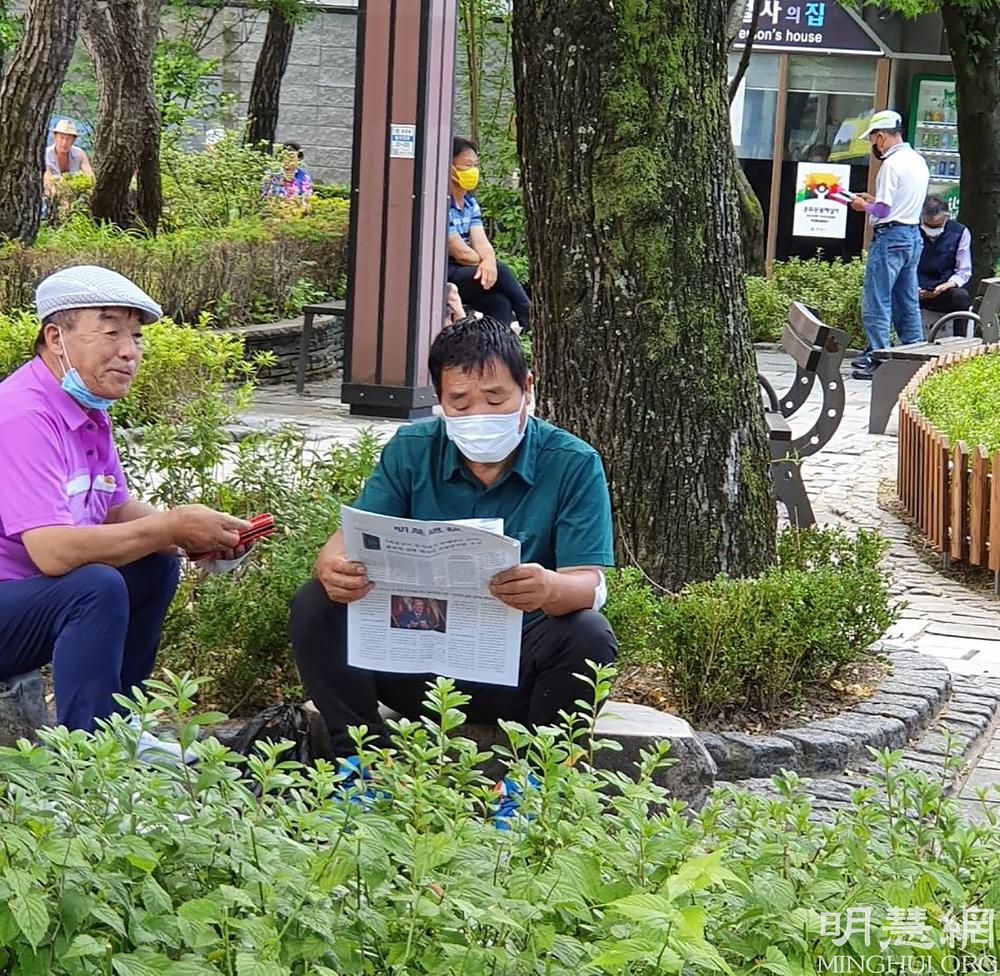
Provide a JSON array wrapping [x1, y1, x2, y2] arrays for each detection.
[[0, 669, 997, 975], [604, 567, 665, 665], [606, 527, 898, 723], [312, 182, 351, 201], [476, 181, 528, 281], [0, 308, 36, 380], [747, 256, 865, 347], [159, 136, 281, 230], [914, 349, 1000, 454], [0, 201, 349, 328], [119, 391, 382, 710], [0, 309, 263, 429]]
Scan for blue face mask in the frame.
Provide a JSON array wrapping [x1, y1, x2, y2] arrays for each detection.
[[58, 329, 116, 412]]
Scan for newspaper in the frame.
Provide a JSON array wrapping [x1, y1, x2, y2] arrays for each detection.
[[340, 506, 523, 686]]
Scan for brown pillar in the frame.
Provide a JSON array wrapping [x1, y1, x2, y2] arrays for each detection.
[[342, 0, 457, 418]]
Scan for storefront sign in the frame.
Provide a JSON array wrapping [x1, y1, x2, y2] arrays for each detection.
[[733, 0, 882, 55], [792, 163, 853, 239]]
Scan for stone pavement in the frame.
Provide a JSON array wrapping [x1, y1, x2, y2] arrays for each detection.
[[242, 356, 1000, 816]]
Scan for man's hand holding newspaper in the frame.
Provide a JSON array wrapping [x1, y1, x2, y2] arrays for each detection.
[[316, 546, 374, 604], [488, 564, 555, 613]]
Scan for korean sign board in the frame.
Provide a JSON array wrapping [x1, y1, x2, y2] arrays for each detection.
[[732, 0, 882, 55], [792, 163, 853, 239]]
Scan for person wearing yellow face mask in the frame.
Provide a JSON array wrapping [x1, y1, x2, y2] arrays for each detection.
[[446, 137, 531, 331]]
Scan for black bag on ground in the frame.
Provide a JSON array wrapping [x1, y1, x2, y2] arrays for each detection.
[[225, 703, 315, 765]]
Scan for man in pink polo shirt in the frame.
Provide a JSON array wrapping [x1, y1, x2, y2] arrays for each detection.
[[0, 266, 250, 754]]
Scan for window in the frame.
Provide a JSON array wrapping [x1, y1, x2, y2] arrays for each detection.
[[784, 56, 877, 164], [729, 53, 781, 160]]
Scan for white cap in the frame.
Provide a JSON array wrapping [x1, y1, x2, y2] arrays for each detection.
[[36, 266, 163, 325], [52, 118, 78, 136], [860, 110, 903, 139]]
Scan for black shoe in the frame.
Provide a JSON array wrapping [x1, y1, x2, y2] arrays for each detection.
[[852, 366, 876, 381], [851, 352, 873, 369]]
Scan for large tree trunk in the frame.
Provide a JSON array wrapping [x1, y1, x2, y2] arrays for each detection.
[[81, 0, 163, 232], [0, 0, 81, 243], [513, 1, 776, 589], [245, 4, 294, 150], [942, 2, 1000, 288]]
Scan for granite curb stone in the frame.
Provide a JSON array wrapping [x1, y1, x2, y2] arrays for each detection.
[[699, 649, 950, 781], [724, 672, 1000, 822]]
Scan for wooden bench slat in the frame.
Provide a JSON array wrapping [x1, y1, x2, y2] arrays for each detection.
[[780, 323, 822, 371], [871, 338, 981, 362], [786, 303, 830, 347]]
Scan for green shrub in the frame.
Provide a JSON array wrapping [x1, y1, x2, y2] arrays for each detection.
[[0, 670, 995, 975], [160, 137, 283, 231], [0, 308, 36, 380], [119, 402, 382, 710], [476, 181, 528, 281], [44, 172, 95, 228], [606, 527, 897, 723], [914, 349, 1000, 453], [313, 181, 352, 201], [747, 256, 865, 347], [1, 202, 350, 329], [0, 310, 259, 429], [604, 567, 666, 665]]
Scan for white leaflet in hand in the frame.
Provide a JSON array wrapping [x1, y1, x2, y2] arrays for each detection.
[[196, 552, 252, 574]]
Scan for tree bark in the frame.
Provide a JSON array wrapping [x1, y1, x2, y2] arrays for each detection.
[[513, 0, 776, 590], [0, 0, 81, 243], [81, 0, 164, 232], [941, 2, 1000, 288], [245, 3, 295, 150]]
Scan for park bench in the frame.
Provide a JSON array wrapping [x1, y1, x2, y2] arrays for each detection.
[[759, 303, 849, 528], [295, 300, 347, 394], [867, 277, 1000, 435]]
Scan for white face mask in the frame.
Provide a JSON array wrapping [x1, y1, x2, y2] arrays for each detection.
[[444, 396, 526, 464], [922, 223, 946, 239]]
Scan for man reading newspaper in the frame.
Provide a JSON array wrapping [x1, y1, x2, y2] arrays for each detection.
[[290, 316, 617, 780]]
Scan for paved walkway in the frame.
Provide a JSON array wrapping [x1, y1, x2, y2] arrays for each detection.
[[243, 357, 1000, 814]]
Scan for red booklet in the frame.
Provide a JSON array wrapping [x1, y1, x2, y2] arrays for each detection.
[[189, 513, 276, 561]]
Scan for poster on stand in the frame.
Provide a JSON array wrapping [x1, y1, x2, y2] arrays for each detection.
[[791, 163, 853, 239]]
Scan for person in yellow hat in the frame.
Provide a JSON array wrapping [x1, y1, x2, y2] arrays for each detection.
[[43, 119, 94, 198], [849, 110, 929, 379]]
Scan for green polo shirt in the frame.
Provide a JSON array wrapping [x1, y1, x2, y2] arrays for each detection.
[[353, 416, 614, 585]]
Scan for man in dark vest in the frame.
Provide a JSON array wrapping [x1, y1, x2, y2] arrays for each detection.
[[918, 195, 972, 333]]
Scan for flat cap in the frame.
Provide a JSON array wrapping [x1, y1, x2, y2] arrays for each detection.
[[36, 265, 162, 325]]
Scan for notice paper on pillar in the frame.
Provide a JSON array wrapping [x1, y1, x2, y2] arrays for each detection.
[[389, 124, 416, 159], [792, 162, 853, 239]]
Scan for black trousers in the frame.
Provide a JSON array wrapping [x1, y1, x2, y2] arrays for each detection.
[[921, 286, 973, 334], [290, 578, 617, 757], [448, 260, 531, 329]]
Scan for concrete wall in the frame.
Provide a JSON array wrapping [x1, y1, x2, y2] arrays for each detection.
[[202, 2, 360, 184]]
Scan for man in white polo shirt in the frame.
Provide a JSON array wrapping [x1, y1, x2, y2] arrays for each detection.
[[850, 110, 930, 380]]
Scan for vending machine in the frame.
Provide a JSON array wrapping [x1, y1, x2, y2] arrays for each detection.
[[908, 75, 961, 210]]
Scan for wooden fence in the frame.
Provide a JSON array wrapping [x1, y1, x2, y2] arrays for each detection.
[[897, 344, 1000, 582]]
